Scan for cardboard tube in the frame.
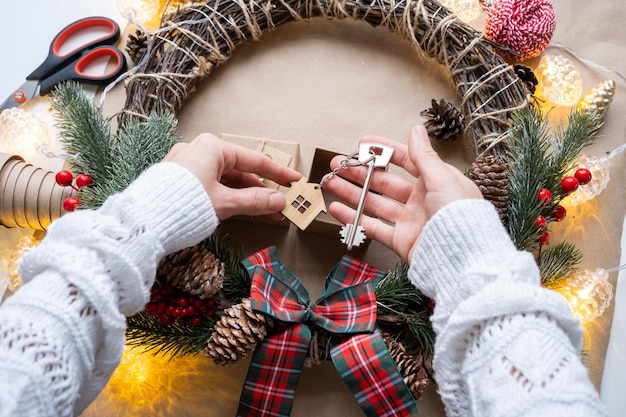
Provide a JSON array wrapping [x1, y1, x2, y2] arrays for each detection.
[[24, 168, 47, 229], [0, 153, 76, 230], [1, 159, 25, 228]]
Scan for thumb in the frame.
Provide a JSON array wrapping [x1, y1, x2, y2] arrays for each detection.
[[216, 186, 286, 219], [409, 125, 445, 182]]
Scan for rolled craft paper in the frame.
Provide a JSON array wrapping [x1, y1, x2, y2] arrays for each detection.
[[0, 153, 75, 230]]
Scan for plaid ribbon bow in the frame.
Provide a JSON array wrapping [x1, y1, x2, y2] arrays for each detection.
[[237, 246, 417, 417]]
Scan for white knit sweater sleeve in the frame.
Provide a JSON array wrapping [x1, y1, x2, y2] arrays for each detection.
[[409, 199, 608, 417], [0, 162, 219, 417]]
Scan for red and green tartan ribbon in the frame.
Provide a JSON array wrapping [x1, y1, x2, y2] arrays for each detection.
[[237, 246, 418, 417]]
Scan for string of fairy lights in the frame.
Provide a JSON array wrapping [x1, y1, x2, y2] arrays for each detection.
[[0, 0, 624, 404]]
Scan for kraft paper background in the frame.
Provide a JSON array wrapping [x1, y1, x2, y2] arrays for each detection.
[[88, 2, 625, 416]]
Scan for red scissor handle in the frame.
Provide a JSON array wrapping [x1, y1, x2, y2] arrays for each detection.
[[38, 46, 127, 94], [27, 16, 121, 80]]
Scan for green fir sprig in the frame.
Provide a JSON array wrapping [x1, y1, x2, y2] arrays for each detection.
[[51, 81, 113, 181], [376, 262, 435, 353], [504, 106, 552, 251], [375, 262, 426, 313], [51, 81, 181, 208], [504, 107, 599, 253], [126, 312, 216, 357], [538, 242, 583, 287]]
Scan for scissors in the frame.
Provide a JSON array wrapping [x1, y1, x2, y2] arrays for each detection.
[[0, 16, 127, 110]]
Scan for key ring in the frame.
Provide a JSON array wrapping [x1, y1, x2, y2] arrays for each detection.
[[317, 150, 375, 189]]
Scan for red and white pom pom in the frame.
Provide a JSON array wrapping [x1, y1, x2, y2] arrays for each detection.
[[485, 0, 556, 62]]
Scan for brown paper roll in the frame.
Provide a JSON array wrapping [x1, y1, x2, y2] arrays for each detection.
[[0, 153, 76, 230]]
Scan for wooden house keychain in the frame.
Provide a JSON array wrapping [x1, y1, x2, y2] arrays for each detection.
[[281, 143, 394, 250]]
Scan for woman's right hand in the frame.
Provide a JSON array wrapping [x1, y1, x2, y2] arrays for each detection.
[[324, 125, 483, 262]]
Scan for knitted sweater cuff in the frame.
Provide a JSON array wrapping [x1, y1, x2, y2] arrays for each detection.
[[20, 162, 219, 317], [98, 162, 219, 256], [408, 199, 539, 332]]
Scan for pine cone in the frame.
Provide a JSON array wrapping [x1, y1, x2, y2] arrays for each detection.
[[126, 29, 148, 64], [470, 156, 509, 220], [577, 80, 616, 125], [513, 64, 538, 95], [383, 335, 430, 400], [206, 298, 273, 365], [158, 244, 224, 299], [420, 98, 465, 141]]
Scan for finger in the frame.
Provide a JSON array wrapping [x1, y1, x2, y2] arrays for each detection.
[[323, 174, 405, 223], [161, 141, 187, 161], [223, 143, 301, 187], [214, 186, 286, 220], [329, 201, 396, 249], [328, 155, 413, 204], [408, 125, 448, 183], [357, 135, 419, 177], [221, 170, 266, 189]]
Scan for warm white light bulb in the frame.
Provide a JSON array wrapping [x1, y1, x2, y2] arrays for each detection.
[[561, 154, 611, 207], [536, 55, 583, 107], [7, 235, 41, 292], [0, 108, 50, 157], [439, 0, 480, 23], [554, 268, 613, 323], [117, 0, 161, 25]]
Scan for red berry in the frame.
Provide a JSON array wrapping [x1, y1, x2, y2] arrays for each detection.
[[561, 176, 579, 194], [537, 188, 552, 205], [157, 302, 166, 314], [63, 196, 81, 212], [177, 297, 188, 307], [159, 314, 172, 326], [553, 205, 567, 222], [191, 317, 202, 326], [538, 232, 550, 245], [426, 298, 436, 311], [574, 168, 592, 185], [144, 302, 158, 315], [55, 170, 74, 187], [533, 215, 547, 230], [160, 283, 175, 297], [75, 173, 93, 188], [172, 307, 184, 319]]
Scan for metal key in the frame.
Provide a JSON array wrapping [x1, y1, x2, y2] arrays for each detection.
[[340, 143, 394, 250]]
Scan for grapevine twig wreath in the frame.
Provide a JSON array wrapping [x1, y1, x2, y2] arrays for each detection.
[[118, 0, 530, 155], [49, 0, 606, 412]]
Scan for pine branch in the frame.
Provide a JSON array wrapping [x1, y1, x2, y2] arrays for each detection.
[[376, 262, 423, 312], [112, 112, 181, 186], [504, 107, 552, 251], [50, 81, 114, 181], [126, 311, 215, 357], [375, 262, 435, 353], [51, 81, 182, 208], [407, 312, 435, 353], [546, 109, 599, 201], [539, 242, 583, 287], [504, 107, 597, 252]]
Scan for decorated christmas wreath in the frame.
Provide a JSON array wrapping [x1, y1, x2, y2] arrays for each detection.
[[47, 0, 615, 413]]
